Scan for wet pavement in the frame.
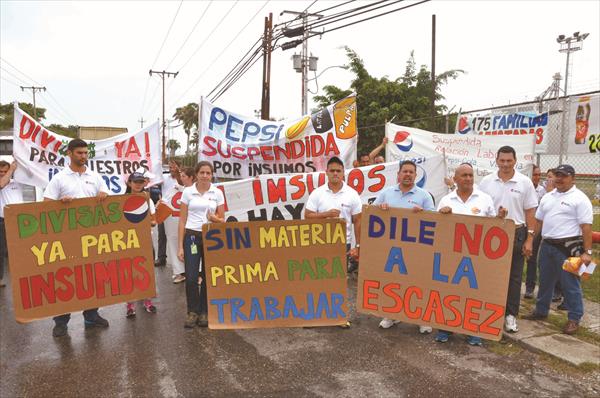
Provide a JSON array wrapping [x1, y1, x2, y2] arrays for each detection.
[[1, 266, 599, 398]]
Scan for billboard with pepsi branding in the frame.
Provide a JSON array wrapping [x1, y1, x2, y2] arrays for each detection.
[[198, 95, 357, 179]]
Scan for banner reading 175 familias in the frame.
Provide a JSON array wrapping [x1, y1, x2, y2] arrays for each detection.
[[12, 104, 163, 194], [4, 195, 156, 323], [198, 95, 357, 179]]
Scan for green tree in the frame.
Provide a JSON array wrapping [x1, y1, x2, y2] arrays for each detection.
[[166, 139, 181, 158], [173, 103, 198, 154], [313, 47, 463, 156], [0, 102, 47, 130]]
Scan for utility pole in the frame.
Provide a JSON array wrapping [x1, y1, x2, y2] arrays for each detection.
[[261, 13, 273, 120], [20, 86, 46, 120], [149, 69, 178, 163], [430, 14, 436, 131], [281, 10, 322, 116], [138, 118, 146, 128]]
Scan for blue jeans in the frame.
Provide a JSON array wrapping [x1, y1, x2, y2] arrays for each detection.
[[183, 231, 206, 315], [535, 241, 584, 321]]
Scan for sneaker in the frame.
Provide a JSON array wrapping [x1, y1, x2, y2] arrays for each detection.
[[435, 331, 451, 343], [197, 313, 208, 327], [52, 323, 68, 337], [552, 293, 563, 302], [466, 336, 483, 346], [504, 315, 518, 333], [173, 274, 186, 284], [85, 314, 109, 329], [522, 311, 547, 321], [126, 303, 136, 318], [524, 288, 534, 299], [338, 321, 351, 329], [144, 300, 157, 313], [557, 301, 568, 311], [562, 320, 579, 335], [378, 318, 400, 329], [155, 259, 166, 267], [184, 312, 199, 328], [419, 325, 433, 334]]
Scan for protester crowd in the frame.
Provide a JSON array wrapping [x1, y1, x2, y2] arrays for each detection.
[[0, 137, 594, 343]]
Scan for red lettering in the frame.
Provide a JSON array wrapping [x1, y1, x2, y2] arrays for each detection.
[[483, 226, 509, 259], [133, 256, 151, 291], [463, 298, 482, 332], [289, 175, 306, 200], [480, 303, 503, 336], [362, 279, 380, 310], [75, 263, 95, 300], [422, 290, 445, 324], [30, 273, 56, 307], [266, 178, 287, 203], [453, 223, 482, 255], [40, 129, 56, 149], [246, 147, 260, 161], [346, 169, 364, 194], [382, 283, 403, 313], [118, 258, 134, 295], [19, 113, 36, 139], [535, 128, 544, 145], [252, 179, 264, 206], [403, 286, 422, 319], [19, 277, 31, 309], [55, 267, 74, 302], [115, 140, 125, 157], [201, 136, 217, 156], [94, 260, 119, 298], [368, 165, 386, 192], [443, 294, 462, 327]]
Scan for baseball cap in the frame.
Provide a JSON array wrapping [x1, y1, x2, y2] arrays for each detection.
[[553, 164, 575, 176], [132, 167, 156, 180], [128, 172, 146, 182]]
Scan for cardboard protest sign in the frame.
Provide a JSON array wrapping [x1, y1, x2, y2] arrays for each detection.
[[12, 105, 163, 194], [198, 95, 357, 179], [357, 206, 514, 341], [202, 219, 348, 329], [4, 195, 156, 323], [385, 122, 535, 180]]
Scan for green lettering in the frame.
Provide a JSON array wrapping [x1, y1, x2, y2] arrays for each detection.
[[287, 260, 301, 281], [68, 208, 77, 230], [94, 205, 108, 225], [17, 213, 39, 238], [48, 209, 66, 233], [331, 256, 344, 278], [107, 202, 122, 223], [78, 206, 93, 228], [315, 257, 330, 279], [300, 259, 316, 280]]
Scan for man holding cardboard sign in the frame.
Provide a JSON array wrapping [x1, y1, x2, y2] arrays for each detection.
[[435, 163, 499, 345], [43, 138, 110, 338], [373, 159, 435, 333]]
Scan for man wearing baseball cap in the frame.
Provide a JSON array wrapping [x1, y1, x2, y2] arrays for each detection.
[[524, 164, 593, 335]]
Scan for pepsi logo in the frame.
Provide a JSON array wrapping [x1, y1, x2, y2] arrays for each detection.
[[394, 131, 413, 152], [416, 165, 427, 188], [457, 117, 471, 134], [123, 195, 149, 223]]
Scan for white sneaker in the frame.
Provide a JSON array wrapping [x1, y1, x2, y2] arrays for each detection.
[[378, 318, 400, 329], [419, 325, 433, 334], [504, 315, 518, 333]]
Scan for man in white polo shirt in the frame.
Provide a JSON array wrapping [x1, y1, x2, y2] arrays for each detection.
[[305, 156, 362, 328], [0, 160, 24, 287], [435, 163, 498, 346], [479, 146, 538, 333], [44, 138, 110, 338], [524, 164, 593, 335]]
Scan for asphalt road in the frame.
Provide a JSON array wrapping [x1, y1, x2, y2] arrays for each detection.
[[1, 266, 598, 398]]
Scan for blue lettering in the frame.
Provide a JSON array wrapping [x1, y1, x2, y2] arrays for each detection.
[[431, 252, 448, 283], [210, 298, 228, 323], [249, 297, 264, 321], [242, 122, 261, 142], [283, 295, 300, 318], [384, 247, 408, 274], [315, 292, 331, 319], [330, 293, 346, 318], [208, 107, 227, 130], [230, 298, 248, 323], [225, 115, 244, 142], [368, 215, 385, 238], [451, 257, 478, 289], [264, 296, 281, 320], [204, 229, 223, 251], [400, 218, 416, 242], [419, 221, 436, 245]]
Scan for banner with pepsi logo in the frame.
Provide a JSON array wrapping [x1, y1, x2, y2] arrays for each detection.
[[198, 95, 358, 179], [455, 111, 549, 153], [567, 94, 600, 155], [385, 123, 535, 181], [12, 105, 163, 194]]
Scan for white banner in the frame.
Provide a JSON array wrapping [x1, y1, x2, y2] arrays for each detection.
[[198, 95, 358, 179], [567, 94, 600, 155], [385, 123, 535, 181], [12, 105, 163, 194], [216, 157, 447, 223], [455, 111, 549, 153]]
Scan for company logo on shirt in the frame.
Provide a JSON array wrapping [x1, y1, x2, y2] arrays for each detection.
[[510, 188, 522, 194], [84, 180, 95, 185], [471, 207, 481, 214], [560, 201, 571, 207]]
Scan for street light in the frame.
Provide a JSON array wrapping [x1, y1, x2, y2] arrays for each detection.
[[556, 32, 590, 96]]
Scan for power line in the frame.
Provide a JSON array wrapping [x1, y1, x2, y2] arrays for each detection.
[[207, 43, 264, 101], [172, 1, 269, 106], [0, 76, 21, 87], [0, 57, 42, 85], [0, 66, 28, 85]]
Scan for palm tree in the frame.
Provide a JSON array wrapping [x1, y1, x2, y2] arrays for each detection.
[[166, 139, 181, 158], [172, 103, 198, 154]]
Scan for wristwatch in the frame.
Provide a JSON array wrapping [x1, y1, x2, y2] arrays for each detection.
[[355, 244, 360, 248], [585, 249, 593, 255], [527, 230, 535, 235]]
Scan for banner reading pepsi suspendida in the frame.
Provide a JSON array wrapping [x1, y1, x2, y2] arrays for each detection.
[[198, 95, 358, 179]]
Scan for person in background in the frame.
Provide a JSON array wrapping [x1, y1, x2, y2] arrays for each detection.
[[177, 161, 225, 329], [435, 163, 499, 346], [156, 160, 181, 267], [359, 154, 372, 167], [479, 146, 538, 334], [44, 139, 110, 338], [524, 165, 545, 299], [523, 164, 593, 335], [374, 160, 435, 334], [124, 172, 157, 317], [0, 161, 24, 287], [369, 136, 388, 164]]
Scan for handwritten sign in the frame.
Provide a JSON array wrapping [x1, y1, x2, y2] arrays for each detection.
[[4, 195, 156, 322], [357, 206, 514, 340], [202, 219, 348, 328]]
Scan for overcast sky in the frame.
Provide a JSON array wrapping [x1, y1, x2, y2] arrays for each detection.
[[1, 0, 599, 144]]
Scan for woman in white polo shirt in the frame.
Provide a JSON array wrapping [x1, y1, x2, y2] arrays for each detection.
[[177, 161, 225, 328]]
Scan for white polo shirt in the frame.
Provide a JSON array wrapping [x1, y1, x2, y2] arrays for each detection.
[[44, 167, 109, 200], [479, 170, 538, 226], [535, 185, 593, 239], [180, 184, 225, 231], [535, 184, 546, 202], [162, 175, 178, 196], [305, 182, 362, 242], [0, 180, 24, 218], [437, 188, 497, 217]]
